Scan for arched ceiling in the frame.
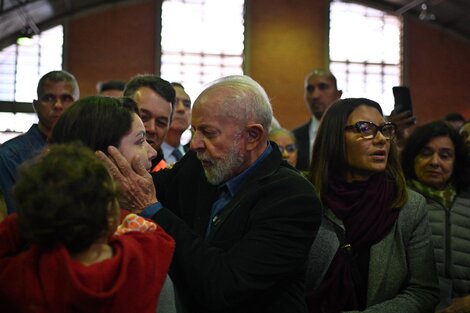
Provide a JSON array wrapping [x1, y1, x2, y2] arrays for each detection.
[[0, 0, 136, 50], [358, 0, 470, 41], [0, 0, 469, 51]]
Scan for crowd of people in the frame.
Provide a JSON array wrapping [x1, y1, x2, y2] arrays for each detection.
[[0, 68, 469, 313]]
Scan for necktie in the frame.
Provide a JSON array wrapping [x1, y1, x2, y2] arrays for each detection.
[[172, 148, 183, 161]]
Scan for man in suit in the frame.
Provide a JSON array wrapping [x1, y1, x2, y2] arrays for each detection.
[[161, 82, 192, 164], [292, 69, 342, 171], [99, 75, 322, 313]]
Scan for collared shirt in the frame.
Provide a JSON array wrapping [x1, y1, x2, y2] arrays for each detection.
[[161, 141, 186, 164], [0, 124, 46, 214], [206, 142, 273, 237], [308, 117, 320, 162]]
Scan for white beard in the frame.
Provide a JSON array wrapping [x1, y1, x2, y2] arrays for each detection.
[[197, 137, 245, 185]]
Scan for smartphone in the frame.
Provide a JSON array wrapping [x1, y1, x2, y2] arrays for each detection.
[[392, 86, 413, 115]]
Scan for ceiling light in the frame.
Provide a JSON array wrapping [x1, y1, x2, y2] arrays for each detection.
[[419, 3, 436, 21], [16, 26, 36, 46]]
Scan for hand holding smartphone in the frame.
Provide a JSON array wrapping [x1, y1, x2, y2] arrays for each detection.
[[392, 86, 413, 115]]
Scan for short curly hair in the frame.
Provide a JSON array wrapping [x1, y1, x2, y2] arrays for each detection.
[[13, 144, 118, 254]]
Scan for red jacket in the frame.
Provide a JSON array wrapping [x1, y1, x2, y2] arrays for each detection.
[[0, 214, 175, 313]]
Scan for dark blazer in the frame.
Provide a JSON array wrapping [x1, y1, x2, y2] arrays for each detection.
[[152, 144, 322, 313], [292, 120, 311, 171]]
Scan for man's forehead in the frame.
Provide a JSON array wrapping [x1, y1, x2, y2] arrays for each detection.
[[139, 106, 171, 119], [192, 102, 223, 123], [174, 86, 190, 99], [305, 75, 334, 86], [39, 80, 75, 94], [134, 87, 172, 110]]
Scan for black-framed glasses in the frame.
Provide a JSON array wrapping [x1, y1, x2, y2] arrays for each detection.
[[344, 121, 396, 139], [278, 143, 297, 154]]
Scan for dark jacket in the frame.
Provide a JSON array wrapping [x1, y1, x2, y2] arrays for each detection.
[[292, 121, 311, 171], [152, 144, 322, 313], [0, 124, 45, 214]]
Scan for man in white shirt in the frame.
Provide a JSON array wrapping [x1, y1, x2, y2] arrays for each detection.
[[292, 69, 342, 171]]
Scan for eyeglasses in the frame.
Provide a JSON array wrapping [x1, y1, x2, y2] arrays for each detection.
[[278, 143, 297, 154], [344, 121, 396, 139], [40, 94, 75, 105]]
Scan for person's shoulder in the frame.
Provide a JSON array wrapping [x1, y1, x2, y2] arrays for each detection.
[[292, 120, 311, 134], [398, 188, 428, 222], [277, 162, 306, 178], [405, 188, 426, 206], [269, 162, 316, 195], [0, 125, 44, 153], [0, 136, 27, 161], [108, 232, 174, 289], [112, 227, 175, 257]]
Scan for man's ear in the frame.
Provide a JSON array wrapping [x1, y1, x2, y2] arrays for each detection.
[[337, 90, 343, 99], [32, 100, 39, 113], [245, 123, 264, 150]]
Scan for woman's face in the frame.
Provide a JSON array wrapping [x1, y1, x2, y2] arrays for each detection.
[[414, 136, 455, 190], [118, 113, 157, 171], [344, 105, 390, 182], [270, 132, 298, 167]]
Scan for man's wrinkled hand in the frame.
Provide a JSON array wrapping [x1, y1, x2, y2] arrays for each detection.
[[96, 146, 158, 212]]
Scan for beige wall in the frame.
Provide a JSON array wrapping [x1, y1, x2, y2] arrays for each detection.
[[66, 0, 470, 128], [246, 0, 329, 129]]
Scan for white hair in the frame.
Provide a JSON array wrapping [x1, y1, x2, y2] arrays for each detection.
[[195, 75, 273, 131]]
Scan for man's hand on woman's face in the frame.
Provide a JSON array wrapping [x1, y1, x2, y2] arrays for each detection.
[[96, 146, 158, 213]]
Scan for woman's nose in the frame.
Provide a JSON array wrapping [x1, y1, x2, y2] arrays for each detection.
[[147, 142, 157, 160], [429, 153, 440, 167]]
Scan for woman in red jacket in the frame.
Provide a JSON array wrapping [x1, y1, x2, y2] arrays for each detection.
[[0, 144, 174, 313]]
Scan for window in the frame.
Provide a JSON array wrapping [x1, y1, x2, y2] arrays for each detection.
[[329, 1, 402, 114], [160, 0, 245, 101], [0, 25, 63, 142]]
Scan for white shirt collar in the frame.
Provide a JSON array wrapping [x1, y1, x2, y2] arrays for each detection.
[[161, 141, 185, 164], [308, 117, 321, 161]]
